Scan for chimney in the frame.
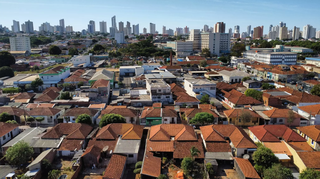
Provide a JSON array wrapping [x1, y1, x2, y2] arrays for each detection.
[[170, 51, 173, 66]]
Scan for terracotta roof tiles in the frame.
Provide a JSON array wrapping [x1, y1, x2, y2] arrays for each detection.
[[0, 122, 18, 138], [103, 154, 127, 179], [296, 125, 320, 142], [27, 107, 61, 116], [234, 158, 260, 179], [297, 151, 320, 169]]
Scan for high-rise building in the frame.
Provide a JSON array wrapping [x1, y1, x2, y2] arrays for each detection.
[[9, 34, 31, 51], [110, 27, 116, 37], [279, 26, 288, 40], [269, 25, 273, 33], [133, 24, 139, 35], [184, 26, 189, 35], [292, 26, 300, 40], [66, 26, 73, 33], [99, 21, 107, 33], [253, 26, 264, 39], [166, 29, 174, 36], [88, 24, 94, 34], [12, 20, 20, 33], [25, 20, 34, 33], [150, 23, 156, 34], [21, 23, 26, 32], [200, 32, 230, 56], [89, 20, 95, 32], [53, 26, 62, 35], [188, 29, 201, 50], [115, 32, 125, 44], [204, 25, 209, 32], [214, 22, 226, 33], [234, 25, 240, 33], [162, 26, 166, 34], [119, 22, 124, 33], [175, 27, 183, 35], [303, 24, 316, 39], [143, 28, 147, 34], [310, 28, 317, 39], [126, 21, 131, 35], [228, 28, 232, 35], [247, 25, 251, 36], [39, 22, 53, 33], [59, 19, 65, 33], [111, 16, 117, 31], [279, 21, 286, 27], [316, 31, 320, 39]]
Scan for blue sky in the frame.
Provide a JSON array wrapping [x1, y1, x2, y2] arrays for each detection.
[[0, 0, 319, 33]]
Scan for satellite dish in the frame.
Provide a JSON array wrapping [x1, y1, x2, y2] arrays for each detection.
[[243, 154, 250, 160]]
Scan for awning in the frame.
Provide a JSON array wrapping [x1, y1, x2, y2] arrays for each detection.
[[25, 169, 40, 177], [275, 153, 290, 160]]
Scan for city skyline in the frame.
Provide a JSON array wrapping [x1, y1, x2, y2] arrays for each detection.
[[0, 0, 319, 33]]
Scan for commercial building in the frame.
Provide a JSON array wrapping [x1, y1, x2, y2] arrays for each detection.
[[115, 32, 125, 44], [146, 79, 173, 103], [66, 26, 73, 33], [119, 66, 144, 77], [12, 20, 20, 33], [150, 23, 156, 34], [39, 66, 70, 87], [162, 26, 166, 34], [243, 50, 297, 65], [9, 35, 31, 52], [188, 29, 201, 50], [99, 21, 107, 33], [214, 22, 225, 33], [166, 41, 193, 57], [200, 32, 230, 56], [279, 26, 288, 40], [293, 26, 300, 40], [89, 20, 95, 33], [253, 26, 264, 39], [69, 54, 92, 67], [184, 79, 216, 99], [59, 19, 65, 33]]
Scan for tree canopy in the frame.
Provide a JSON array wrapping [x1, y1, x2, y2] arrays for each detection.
[[68, 48, 79, 56], [200, 94, 210, 104], [201, 48, 211, 57], [262, 83, 275, 90], [218, 56, 229, 64], [49, 45, 62, 55], [231, 43, 246, 57], [0, 51, 16, 67], [5, 141, 34, 167], [299, 168, 320, 179], [242, 77, 251, 82], [6, 120, 18, 124], [239, 110, 252, 124], [0, 66, 14, 78], [200, 60, 207, 67], [60, 92, 72, 100], [31, 78, 43, 88], [99, 113, 126, 128], [253, 146, 279, 174], [190, 146, 201, 160], [30, 36, 53, 47], [181, 157, 193, 176], [189, 112, 214, 125], [2, 87, 19, 94], [0, 112, 13, 122], [75, 114, 92, 125], [244, 89, 263, 101], [264, 164, 293, 179], [311, 84, 320, 97], [93, 44, 105, 52]]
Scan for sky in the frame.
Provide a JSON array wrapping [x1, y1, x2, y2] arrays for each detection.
[[0, 0, 319, 33]]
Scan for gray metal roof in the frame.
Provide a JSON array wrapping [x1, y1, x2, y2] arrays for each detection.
[[205, 152, 233, 160], [2, 74, 31, 86], [266, 91, 290, 96], [114, 138, 140, 154], [27, 149, 53, 169]]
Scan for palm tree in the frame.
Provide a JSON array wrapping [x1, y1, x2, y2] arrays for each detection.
[[190, 146, 200, 160]]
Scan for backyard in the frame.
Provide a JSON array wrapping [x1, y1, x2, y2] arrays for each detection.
[[52, 157, 76, 179]]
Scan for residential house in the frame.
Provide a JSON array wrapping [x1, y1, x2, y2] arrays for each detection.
[[0, 122, 19, 149], [68, 54, 92, 67], [34, 89, 60, 103], [242, 80, 262, 89], [26, 103, 55, 109], [145, 71, 177, 84], [216, 82, 244, 92], [200, 125, 257, 157], [103, 154, 127, 179], [218, 70, 251, 83], [88, 79, 111, 103], [263, 108, 304, 126], [131, 75, 146, 87], [140, 151, 161, 179], [89, 69, 115, 87], [298, 104, 320, 125], [12, 92, 35, 103], [27, 107, 62, 125], [81, 145, 101, 168], [87, 123, 144, 164], [170, 83, 199, 107], [184, 79, 216, 99], [63, 108, 99, 124], [224, 109, 262, 126], [140, 105, 178, 125], [234, 158, 260, 179], [184, 107, 219, 123], [186, 56, 206, 61], [88, 103, 106, 110], [263, 141, 293, 166], [262, 93, 283, 108], [42, 123, 93, 157], [0, 106, 27, 123], [219, 89, 262, 108], [39, 66, 70, 88], [98, 106, 138, 125], [146, 79, 173, 104], [296, 125, 320, 151], [64, 69, 88, 86]]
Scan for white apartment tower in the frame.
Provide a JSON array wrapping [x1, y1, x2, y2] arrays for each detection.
[[111, 16, 117, 31], [150, 23, 156, 34], [279, 26, 288, 40], [292, 26, 300, 40], [162, 26, 166, 34], [59, 19, 65, 33], [200, 32, 231, 56], [126, 21, 131, 35], [100, 21, 107, 33], [188, 29, 201, 50], [143, 28, 147, 34], [9, 35, 31, 51], [25, 20, 34, 33], [66, 26, 73, 33], [12, 20, 20, 33], [303, 24, 316, 39]]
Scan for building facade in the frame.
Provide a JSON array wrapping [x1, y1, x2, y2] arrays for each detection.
[[243, 50, 297, 65], [9, 35, 31, 51]]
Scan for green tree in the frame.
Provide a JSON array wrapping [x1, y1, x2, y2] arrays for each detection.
[[48, 169, 60, 179], [68, 48, 79, 56], [35, 117, 45, 124], [239, 110, 252, 124], [75, 114, 92, 125], [60, 92, 72, 100], [287, 110, 295, 127], [264, 164, 293, 179], [299, 168, 320, 179], [306, 72, 316, 79], [32, 65, 40, 71], [262, 83, 275, 90], [135, 161, 142, 169], [181, 157, 194, 176], [253, 146, 279, 174], [189, 112, 214, 125], [201, 48, 211, 57], [242, 77, 251, 81], [27, 116, 35, 122], [190, 146, 200, 160], [200, 60, 207, 67], [206, 163, 214, 175], [0, 66, 14, 78], [133, 168, 141, 174], [0, 112, 13, 122], [93, 44, 105, 52], [0, 51, 16, 67], [41, 159, 52, 172], [49, 45, 61, 55], [99, 114, 126, 128], [219, 56, 229, 64], [5, 120, 17, 124], [311, 84, 320, 96], [31, 78, 43, 89], [244, 89, 263, 101], [2, 87, 19, 94], [231, 43, 246, 57], [20, 175, 31, 179], [5, 141, 34, 167], [157, 174, 167, 179], [200, 94, 210, 104]]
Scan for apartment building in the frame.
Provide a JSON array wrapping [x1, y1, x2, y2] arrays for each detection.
[[200, 32, 230, 56], [9, 35, 31, 51], [243, 50, 297, 65], [146, 79, 173, 104]]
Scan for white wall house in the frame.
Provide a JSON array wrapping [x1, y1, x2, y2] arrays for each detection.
[[63, 108, 100, 124], [119, 66, 144, 77], [28, 108, 63, 125], [184, 79, 216, 99], [219, 70, 252, 83], [243, 50, 297, 65], [298, 105, 320, 125], [0, 124, 20, 147], [141, 63, 161, 74], [146, 79, 173, 104], [39, 66, 70, 88], [68, 54, 92, 67]]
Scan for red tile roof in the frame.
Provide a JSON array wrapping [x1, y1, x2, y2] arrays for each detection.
[[27, 107, 61, 116], [42, 123, 93, 139], [43, 87, 62, 94], [297, 151, 320, 169], [13, 92, 35, 103], [304, 80, 320, 86], [64, 108, 98, 117], [170, 83, 186, 93], [224, 109, 261, 118], [149, 124, 197, 141], [288, 142, 314, 151], [222, 89, 262, 105], [34, 90, 59, 103], [187, 56, 206, 61], [99, 107, 136, 119], [42, 66, 66, 74], [206, 142, 232, 152], [146, 141, 174, 152], [264, 141, 292, 156], [26, 103, 55, 108], [82, 145, 101, 158], [87, 139, 117, 154], [249, 125, 306, 142], [296, 125, 320, 142], [185, 108, 218, 119], [95, 123, 143, 140], [159, 66, 182, 70], [103, 154, 127, 179], [140, 106, 177, 118], [88, 103, 106, 109], [91, 79, 110, 88], [263, 108, 302, 119], [175, 93, 199, 103], [234, 158, 260, 179], [275, 87, 320, 104], [58, 139, 83, 151], [298, 104, 320, 116], [141, 152, 161, 178], [0, 122, 18, 137], [229, 127, 257, 148], [173, 134, 205, 159]]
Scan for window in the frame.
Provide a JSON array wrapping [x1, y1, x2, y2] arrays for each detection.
[[279, 119, 283, 123], [3, 135, 6, 140], [312, 140, 314, 145], [7, 133, 9, 137], [239, 119, 241, 122], [128, 154, 134, 158], [164, 119, 167, 121]]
